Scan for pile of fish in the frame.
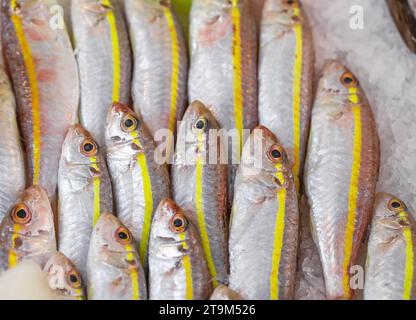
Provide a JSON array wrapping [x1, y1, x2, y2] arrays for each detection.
[[0, 0, 414, 300]]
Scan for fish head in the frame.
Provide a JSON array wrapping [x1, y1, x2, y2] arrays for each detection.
[[262, 0, 304, 26], [151, 199, 193, 258], [43, 252, 85, 299], [373, 193, 412, 229], [105, 102, 146, 154], [241, 125, 292, 182], [62, 125, 101, 166], [1, 186, 55, 252], [90, 213, 139, 269]]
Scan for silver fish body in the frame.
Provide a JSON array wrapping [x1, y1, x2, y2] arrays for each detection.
[[149, 199, 213, 300], [188, 0, 258, 206], [2, 0, 79, 208], [43, 252, 85, 300], [72, 0, 131, 151], [364, 193, 416, 300], [0, 67, 25, 219], [304, 61, 380, 300], [172, 100, 229, 286], [105, 102, 170, 270], [87, 213, 147, 300], [58, 125, 113, 281], [229, 126, 299, 300], [0, 186, 56, 271], [124, 0, 188, 159], [258, 0, 314, 190]]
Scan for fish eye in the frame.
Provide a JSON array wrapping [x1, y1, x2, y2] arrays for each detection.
[[268, 144, 285, 163], [388, 198, 406, 213], [67, 270, 82, 288], [340, 71, 357, 88], [121, 114, 138, 132], [193, 118, 207, 133], [169, 213, 188, 233], [115, 227, 132, 244], [11, 204, 32, 224], [80, 138, 98, 157]]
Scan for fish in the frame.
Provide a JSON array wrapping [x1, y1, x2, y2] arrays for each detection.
[[188, 0, 258, 207], [72, 0, 131, 152], [87, 213, 147, 300], [58, 125, 113, 281], [258, 0, 314, 192], [43, 252, 85, 300], [2, 0, 79, 209], [304, 61, 380, 300], [172, 100, 229, 286], [148, 198, 213, 300], [210, 284, 241, 300], [0, 67, 25, 220], [364, 193, 416, 300], [229, 125, 299, 300], [0, 185, 56, 271], [387, 0, 416, 53], [124, 0, 188, 161], [105, 102, 170, 270]]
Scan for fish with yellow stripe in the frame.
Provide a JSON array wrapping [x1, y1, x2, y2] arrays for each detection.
[[229, 126, 299, 300], [2, 0, 79, 209], [172, 100, 229, 286], [364, 193, 416, 300], [149, 198, 213, 300], [72, 0, 131, 152], [105, 102, 169, 270], [258, 0, 314, 192], [124, 0, 188, 161], [0, 186, 56, 271], [87, 213, 147, 300], [188, 0, 258, 207], [58, 125, 113, 282], [304, 61, 380, 300], [43, 252, 85, 300]]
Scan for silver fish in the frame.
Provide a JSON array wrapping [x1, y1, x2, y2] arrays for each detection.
[[0, 67, 25, 220], [58, 125, 113, 281], [0, 186, 56, 271], [87, 213, 147, 300], [72, 0, 131, 151], [364, 193, 416, 300], [387, 0, 416, 53], [229, 125, 299, 300], [188, 0, 258, 206], [43, 252, 85, 300], [2, 0, 79, 209], [172, 100, 229, 286], [258, 0, 314, 191], [124, 0, 188, 160], [149, 198, 213, 300], [304, 61, 380, 300], [105, 102, 170, 270]]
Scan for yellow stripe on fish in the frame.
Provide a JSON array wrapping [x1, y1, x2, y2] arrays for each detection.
[[399, 211, 414, 300], [130, 131, 153, 267], [270, 163, 286, 300], [342, 86, 362, 299], [102, 0, 121, 102], [231, 0, 244, 159], [179, 232, 193, 299], [8, 223, 21, 268], [164, 7, 180, 161], [195, 133, 218, 288], [90, 156, 101, 226], [10, 0, 41, 185], [125, 243, 140, 300], [292, 4, 303, 193]]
